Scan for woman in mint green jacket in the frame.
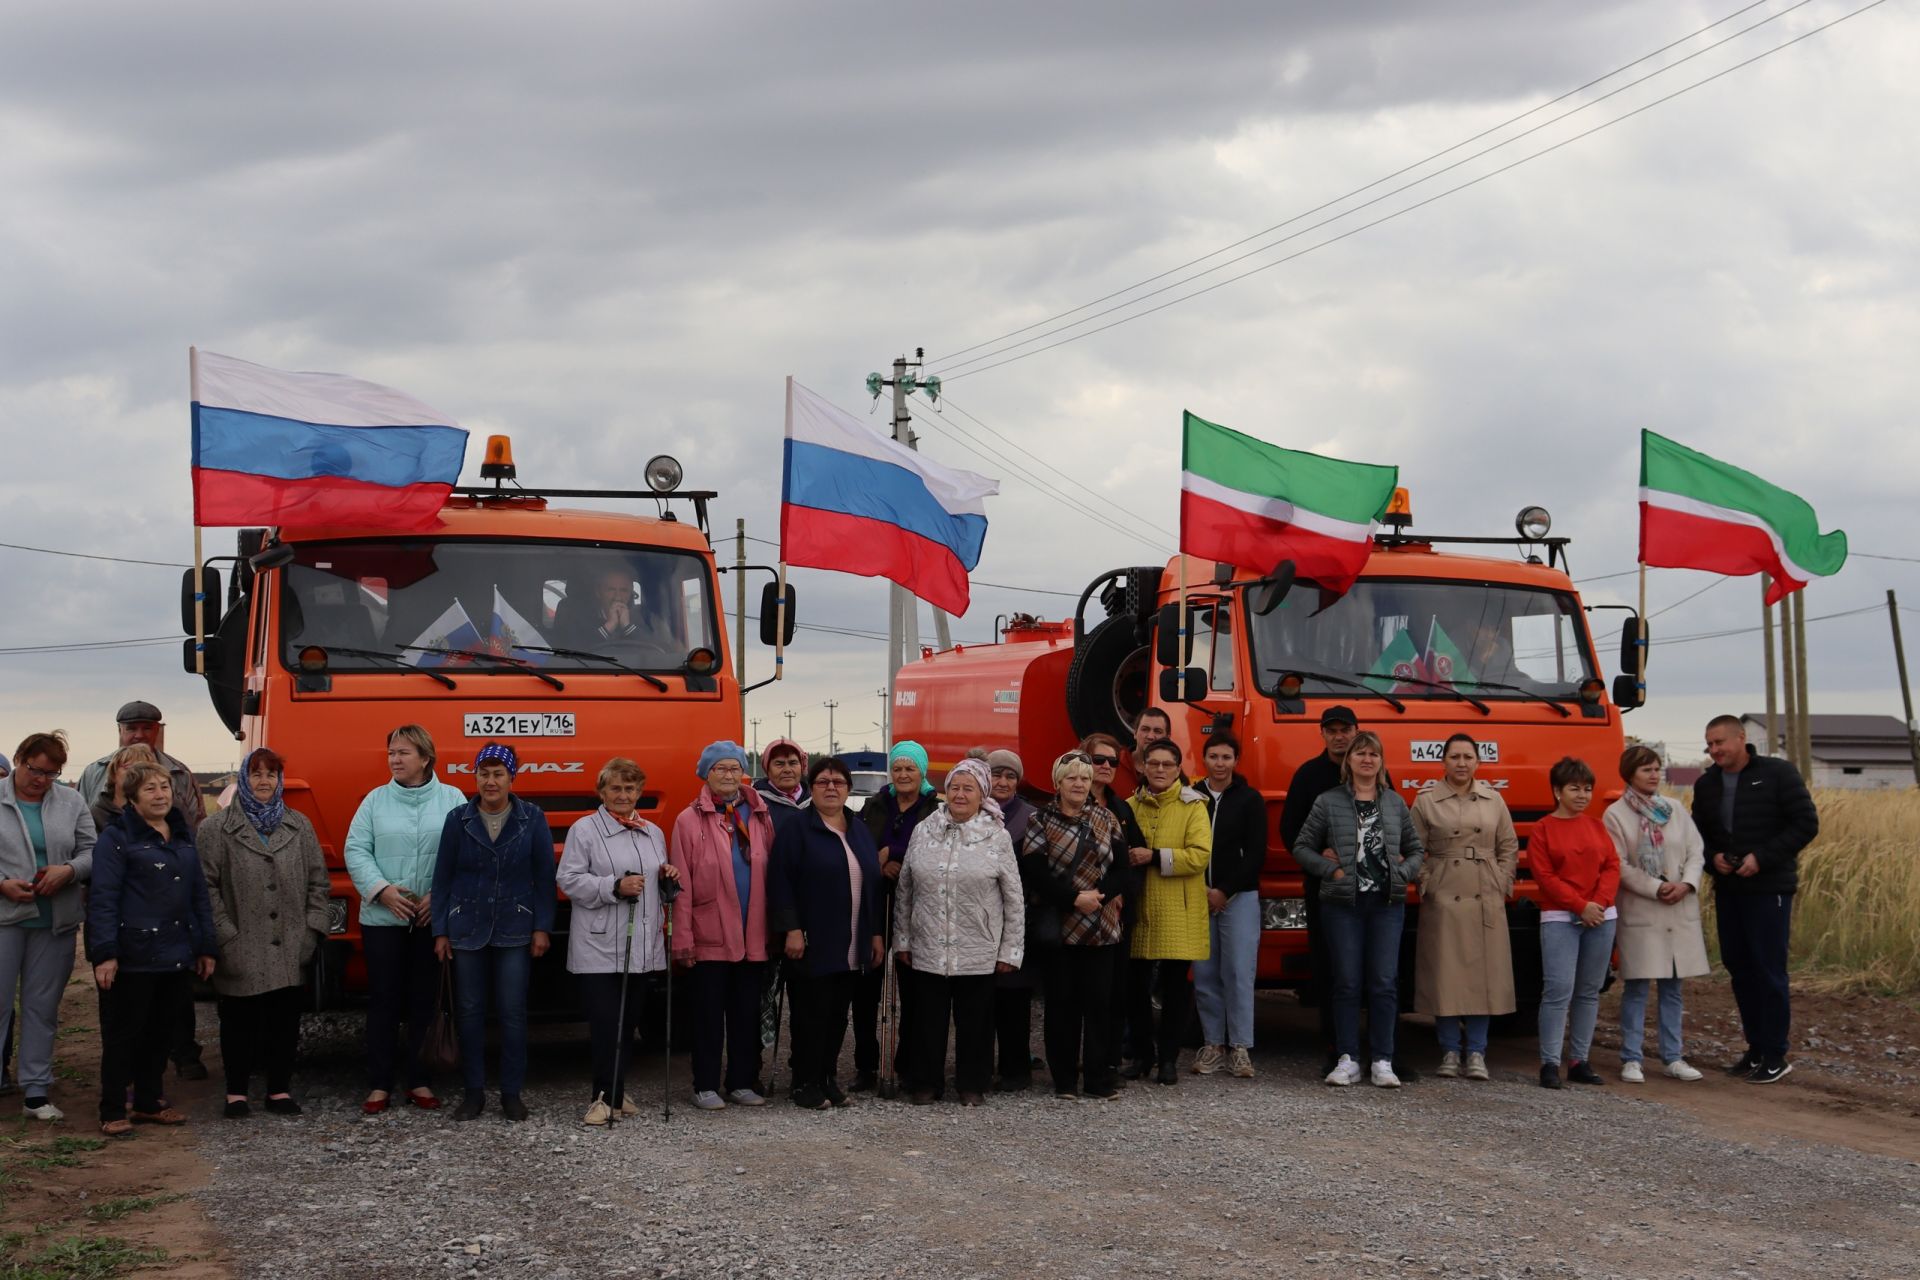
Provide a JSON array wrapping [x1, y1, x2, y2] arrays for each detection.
[[343, 725, 465, 1114]]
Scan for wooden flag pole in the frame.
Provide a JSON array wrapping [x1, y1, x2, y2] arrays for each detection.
[[1761, 577, 1779, 755], [1780, 589, 1799, 762], [190, 346, 207, 676], [773, 563, 789, 684], [1791, 587, 1812, 777], [1176, 553, 1189, 702]]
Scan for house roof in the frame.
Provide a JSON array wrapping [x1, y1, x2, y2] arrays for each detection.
[[1741, 713, 1915, 768]]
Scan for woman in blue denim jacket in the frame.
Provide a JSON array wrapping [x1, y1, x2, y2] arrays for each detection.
[[430, 744, 556, 1123]]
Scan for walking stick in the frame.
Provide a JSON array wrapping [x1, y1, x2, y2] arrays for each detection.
[[764, 965, 787, 1096], [605, 890, 639, 1131], [659, 869, 683, 1123], [877, 915, 899, 1100]]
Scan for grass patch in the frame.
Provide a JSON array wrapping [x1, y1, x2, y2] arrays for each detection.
[[2, 1135, 107, 1171], [50, 1064, 85, 1087], [0, 1235, 165, 1279], [85, 1194, 181, 1223]]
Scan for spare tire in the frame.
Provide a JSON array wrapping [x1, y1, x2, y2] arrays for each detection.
[[1066, 614, 1151, 742]]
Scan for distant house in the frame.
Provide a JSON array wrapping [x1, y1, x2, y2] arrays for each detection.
[[1740, 713, 1916, 790]]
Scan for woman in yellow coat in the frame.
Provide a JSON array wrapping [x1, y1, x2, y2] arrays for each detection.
[[1126, 739, 1212, 1085]]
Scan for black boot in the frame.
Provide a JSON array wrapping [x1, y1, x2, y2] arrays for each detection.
[[500, 1094, 529, 1121], [455, 1091, 485, 1121]]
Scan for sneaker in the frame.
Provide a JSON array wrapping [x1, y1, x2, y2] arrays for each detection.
[[22, 1098, 63, 1122], [1748, 1059, 1793, 1085], [1370, 1060, 1401, 1089], [499, 1094, 529, 1122], [583, 1097, 613, 1127], [1724, 1049, 1759, 1077], [1463, 1052, 1490, 1082], [692, 1090, 727, 1111], [1539, 1063, 1563, 1090], [1324, 1055, 1362, 1087], [1436, 1051, 1461, 1079], [1567, 1060, 1605, 1085], [1664, 1059, 1704, 1082], [727, 1088, 767, 1107], [1191, 1045, 1225, 1075], [1620, 1061, 1645, 1084], [1228, 1047, 1255, 1079]]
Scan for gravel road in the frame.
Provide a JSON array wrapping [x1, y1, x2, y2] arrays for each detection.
[[196, 999, 1920, 1279]]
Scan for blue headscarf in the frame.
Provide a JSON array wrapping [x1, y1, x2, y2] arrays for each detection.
[[889, 740, 935, 795], [476, 742, 518, 775], [695, 740, 750, 781], [235, 747, 286, 838]]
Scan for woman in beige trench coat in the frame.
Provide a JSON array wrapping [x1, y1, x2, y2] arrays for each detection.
[[1410, 734, 1518, 1082], [1601, 744, 1710, 1084]]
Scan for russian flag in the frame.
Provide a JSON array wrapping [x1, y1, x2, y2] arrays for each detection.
[[190, 349, 469, 530], [780, 378, 998, 615]]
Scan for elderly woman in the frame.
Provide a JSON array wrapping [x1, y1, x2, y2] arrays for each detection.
[[88, 744, 157, 834], [853, 740, 939, 1093], [1, 733, 96, 1122], [1409, 733, 1519, 1083], [431, 743, 557, 1123], [557, 757, 678, 1125], [1291, 730, 1423, 1090], [768, 756, 884, 1110], [344, 724, 466, 1115], [199, 747, 330, 1118], [1126, 739, 1212, 1086], [894, 758, 1024, 1106], [1603, 745, 1709, 1084], [88, 762, 218, 1136], [1021, 750, 1128, 1099], [669, 740, 775, 1112]]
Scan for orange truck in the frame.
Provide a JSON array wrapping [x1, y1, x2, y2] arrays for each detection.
[[891, 494, 1640, 1005], [181, 439, 794, 1005]]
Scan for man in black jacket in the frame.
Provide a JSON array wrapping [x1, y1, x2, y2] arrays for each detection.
[[1691, 715, 1819, 1084], [1195, 734, 1267, 1078], [1280, 706, 1360, 1071]]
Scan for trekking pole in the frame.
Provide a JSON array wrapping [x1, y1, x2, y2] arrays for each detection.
[[605, 888, 639, 1131], [764, 966, 786, 1097], [877, 916, 899, 1100], [659, 868, 684, 1123]]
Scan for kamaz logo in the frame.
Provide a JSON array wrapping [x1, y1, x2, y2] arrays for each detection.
[[446, 761, 586, 775], [1403, 777, 1509, 791]]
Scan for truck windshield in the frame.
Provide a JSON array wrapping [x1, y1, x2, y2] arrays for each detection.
[[280, 540, 718, 674], [1247, 578, 1597, 701]]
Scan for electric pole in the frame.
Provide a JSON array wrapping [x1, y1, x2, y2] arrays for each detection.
[[1888, 590, 1920, 786], [869, 350, 953, 719], [876, 687, 890, 750], [823, 700, 839, 755], [1761, 578, 1778, 755], [749, 716, 762, 757], [785, 710, 796, 742]]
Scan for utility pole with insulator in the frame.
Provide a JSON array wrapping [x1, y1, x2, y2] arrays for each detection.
[[823, 699, 839, 755], [868, 350, 953, 717]]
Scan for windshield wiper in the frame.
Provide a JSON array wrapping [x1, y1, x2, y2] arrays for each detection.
[[305, 645, 458, 689], [394, 645, 566, 691], [1266, 668, 1405, 713], [509, 645, 670, 692], [1454, 679, 1573, 718], [1353, 671, 1489, 716]]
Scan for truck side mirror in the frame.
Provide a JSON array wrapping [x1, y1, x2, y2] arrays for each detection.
[[1159, 667, 1208, 703], [1155, 603, 1197, 668], [1250, 560, 1297, 617], [759, 581, 797, 646], [181, 567, 223, 635], [1618, 617, 1649, 674], [1612, 673, 1645, 710]]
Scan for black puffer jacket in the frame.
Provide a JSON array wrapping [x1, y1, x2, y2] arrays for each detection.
[[1202, 773, 1268, 898], [86, 807, 219, 973], [1691, 747, 1818, 896]]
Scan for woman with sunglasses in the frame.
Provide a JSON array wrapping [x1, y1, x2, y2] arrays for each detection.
[[1080, 732, 1148, 1083]]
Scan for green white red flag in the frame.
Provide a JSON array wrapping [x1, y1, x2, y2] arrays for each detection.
[[1180, 411, 1398, 595], [1638, 430, 1847, 604]]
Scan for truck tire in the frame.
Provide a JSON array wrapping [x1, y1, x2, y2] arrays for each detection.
[[1065, 614, 1150, 742]]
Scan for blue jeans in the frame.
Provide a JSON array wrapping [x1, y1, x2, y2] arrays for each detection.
[[452, 945, 531, 1095], [1193, 890, 1260, 1048], [1321, 895, 1404, 1064], [1435, 1015, 1490, 1056], [1538, 918, 1616, 1066], [1619, 977, 1686, 1064]]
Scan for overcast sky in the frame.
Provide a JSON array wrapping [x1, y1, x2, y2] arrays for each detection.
[[2, 0, 1913, 774]]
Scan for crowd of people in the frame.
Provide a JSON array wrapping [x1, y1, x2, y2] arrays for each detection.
[[0, 698, 1819, 1135]]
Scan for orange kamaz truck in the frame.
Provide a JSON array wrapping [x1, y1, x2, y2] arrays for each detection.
[[892, 494, 1641, 1005], [182, 440, 794, 1005]]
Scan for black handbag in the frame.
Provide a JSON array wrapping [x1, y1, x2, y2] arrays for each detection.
[[420, 958, 461, 1076]]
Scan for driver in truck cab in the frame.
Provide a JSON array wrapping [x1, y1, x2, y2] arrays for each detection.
[[556, 567, 681, 660]]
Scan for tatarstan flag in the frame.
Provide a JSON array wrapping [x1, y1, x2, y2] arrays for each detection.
[[1180, 411, 1398, 596], [1638, 430, 1848, 604]]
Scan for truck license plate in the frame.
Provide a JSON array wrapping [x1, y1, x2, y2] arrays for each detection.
[[1409, 739, 1498, 763], [463, 712, 576, 738]]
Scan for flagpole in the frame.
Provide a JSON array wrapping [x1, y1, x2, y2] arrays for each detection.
[[190, 346, 207, 676], [1176, 553, 1189, 701], [773, 563, 789, 684]]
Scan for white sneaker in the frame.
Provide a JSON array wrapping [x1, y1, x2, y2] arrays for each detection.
[[22, 1099, 63, 1121], [1664, 1059, 1704, 1082], [1436, 1051, 1460, 1078], [1370, 1060, 1402, 1089], [1620, 1061, 1645, 1084], [583, 1097, 613, 1126], [1228, 1047, 1255, 1079], [692, 1090, 727, 1110], [1463, 1052, 1490, 1081], [1191, 1045, 1225, 1075], [1323, 1055, 1362, 1087], [726, 1088, 766, 1107]]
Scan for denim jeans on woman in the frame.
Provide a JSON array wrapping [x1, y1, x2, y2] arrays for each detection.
[[1538, 918, 1617, 1067], [1193, 890, 1260, 1049], [1320, 893, 1405, 1064], [452, 945, 531, 1095], [1435, 1015, 1490, 1056], [1619, 977, 1686, 1065]]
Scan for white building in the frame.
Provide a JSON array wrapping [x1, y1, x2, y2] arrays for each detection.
[[1740, 713, 1917, 790]]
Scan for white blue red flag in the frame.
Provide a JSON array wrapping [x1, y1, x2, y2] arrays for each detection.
[[779, 378, 998, 615], [190, 350, 469, 530]]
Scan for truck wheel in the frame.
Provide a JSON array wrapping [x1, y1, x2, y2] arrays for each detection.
[[1066, 615, 1150, 742]]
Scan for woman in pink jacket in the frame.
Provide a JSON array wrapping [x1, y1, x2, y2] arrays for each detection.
[[669, 741, 775, 1112]]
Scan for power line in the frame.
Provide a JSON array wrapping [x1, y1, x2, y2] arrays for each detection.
[[1648, 575, 1727, 620], [939, 0, 1888, 383], [929, 0, 1782, 368], [1854, 552, 1920, 564], [0, 541, 188, 569], [0, 636, 178, 655]]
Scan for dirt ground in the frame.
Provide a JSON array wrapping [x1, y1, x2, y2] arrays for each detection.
[[2, 956, 1915, 1278]]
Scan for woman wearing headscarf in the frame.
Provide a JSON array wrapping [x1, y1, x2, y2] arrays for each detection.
[[198, 747, 330, 1118], [1603, 745, 1710, 1083], [893, 758, 1024, 1106], [669, 740, 775, 1111], [852, 740, 939, 1092], [430, 742, 557, 1122], [557, 757, 678, 1125]]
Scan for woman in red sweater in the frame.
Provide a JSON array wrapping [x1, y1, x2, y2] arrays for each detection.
[[1529, 757, 1620, 1090]]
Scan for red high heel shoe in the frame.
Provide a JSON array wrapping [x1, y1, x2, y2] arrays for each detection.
[[405, 1090, 442, 1111], [362, 1096, 390, 1115]]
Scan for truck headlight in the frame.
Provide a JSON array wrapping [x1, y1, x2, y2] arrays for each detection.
[[327, 898, 349, 935], [1260, 897, 1307, 930]]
